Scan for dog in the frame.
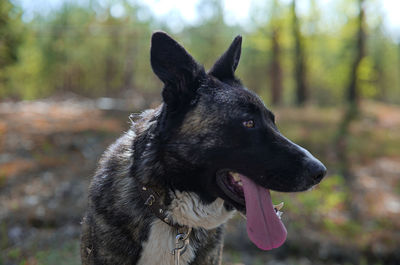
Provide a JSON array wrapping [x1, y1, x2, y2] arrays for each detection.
[[80, 31, 326, 265]]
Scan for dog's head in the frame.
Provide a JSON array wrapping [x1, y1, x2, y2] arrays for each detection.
[[150, 31, 326, 249]]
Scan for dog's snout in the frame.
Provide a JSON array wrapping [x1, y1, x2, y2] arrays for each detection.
[[306, 158, 327, 183], [290, 142, 327, 183]]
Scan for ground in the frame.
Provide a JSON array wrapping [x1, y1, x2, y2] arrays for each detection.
[[0, 98, 399, 265]]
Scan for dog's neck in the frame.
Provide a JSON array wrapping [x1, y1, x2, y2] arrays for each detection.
[[136, 190, 235, 265], [132, 162, 235, 264], [137, 220, 195, 265], [130, 117, 236, 264]]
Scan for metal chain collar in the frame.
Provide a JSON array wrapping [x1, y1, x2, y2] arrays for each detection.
[[171, 227, 192, 265], [140, 184, 178, 227], [139, 183, 193, 265]]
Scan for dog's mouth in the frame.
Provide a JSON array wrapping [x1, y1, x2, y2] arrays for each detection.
[[216, 170, 287, 251], [216, 171, 245, 207], [216, 170, 283, 215]]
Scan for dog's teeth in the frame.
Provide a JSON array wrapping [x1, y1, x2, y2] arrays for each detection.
[[276, 211, 283, 219], [230, 172, 241, 182], [274, 202, 284, 211]]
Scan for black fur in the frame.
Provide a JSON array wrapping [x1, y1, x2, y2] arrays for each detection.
[[81, 31, 326, 265], [209, 35, 242, 81]]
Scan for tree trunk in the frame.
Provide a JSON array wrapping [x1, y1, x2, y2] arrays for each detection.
[[292, 0, 308, 106], [335, 0, 367, 221], [347, 0, 366, 104], [270, 28, 283, 105]]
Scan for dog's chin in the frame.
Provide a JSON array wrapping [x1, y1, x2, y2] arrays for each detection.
[[216, 170, 246, 213]]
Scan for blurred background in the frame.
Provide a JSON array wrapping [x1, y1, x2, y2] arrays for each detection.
[[0, 0, 400, 264]]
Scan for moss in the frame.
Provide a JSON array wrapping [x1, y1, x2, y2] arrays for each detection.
[[0, 223, 8, 249], [7, 248, 21, 259], [34, 241, 80, 265]]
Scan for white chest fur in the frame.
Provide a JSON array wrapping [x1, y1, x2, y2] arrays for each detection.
[[137, 220, 195, 265], [169, 191, 235, 229], [137, 192, 235, 265]]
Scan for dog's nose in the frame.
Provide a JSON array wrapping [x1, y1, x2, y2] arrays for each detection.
[[306, 158, 327, 183]]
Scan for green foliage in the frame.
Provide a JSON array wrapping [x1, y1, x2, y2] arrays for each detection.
[[0, 222, 8, 249], [0, 0, 23, 96], [272, 174, 370, 241], [7, 32, 45, 99], [7, 248, 21, 259], [1, 241, 80, 265], [289, 174, 347, 216], [395, 182, 400, 195], [0, 0, 399, 104], [358, 56, 378, 98], [34, 241, 80, 265]]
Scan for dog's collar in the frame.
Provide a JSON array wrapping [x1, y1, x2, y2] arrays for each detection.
[[139, 184, 182, 228], [139, 183, 192, 264]]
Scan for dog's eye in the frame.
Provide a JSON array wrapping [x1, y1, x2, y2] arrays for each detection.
[[242, 120, 255, 128]]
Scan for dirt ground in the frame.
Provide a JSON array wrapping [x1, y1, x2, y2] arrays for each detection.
[[0, 98, 399, 265]]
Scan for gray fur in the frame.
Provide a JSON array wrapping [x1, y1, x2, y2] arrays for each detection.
[[81, 31, 326, 265], [81, 109, 227, 265]]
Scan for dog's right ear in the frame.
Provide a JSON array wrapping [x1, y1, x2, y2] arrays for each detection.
[[151, 31, 204, 111], [208, 35, 242, 81]]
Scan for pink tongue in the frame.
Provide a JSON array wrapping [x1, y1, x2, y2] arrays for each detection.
[[240, 175, 287, 250]]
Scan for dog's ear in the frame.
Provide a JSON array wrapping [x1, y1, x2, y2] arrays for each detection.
[[208, 35, 242, 81], [151, 31, 204, 110]]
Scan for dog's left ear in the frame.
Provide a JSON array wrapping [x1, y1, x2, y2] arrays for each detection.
[[151, 31, 204, 111], [208, 35, 242, 80]]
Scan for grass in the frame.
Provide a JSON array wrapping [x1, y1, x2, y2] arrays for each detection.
[[1, 241, 80, 265], [34, 241, 80, 265]]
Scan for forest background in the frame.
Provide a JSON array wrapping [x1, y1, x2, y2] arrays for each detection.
[[1, 0, 400, 264]]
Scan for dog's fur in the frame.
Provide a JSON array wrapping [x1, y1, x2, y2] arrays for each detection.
[[81, 32, 326, 265]]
